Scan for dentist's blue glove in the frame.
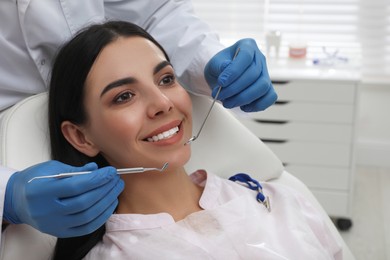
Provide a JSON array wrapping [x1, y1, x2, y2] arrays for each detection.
[[204, 38, 277, 112], [4, 160, 124, 238]]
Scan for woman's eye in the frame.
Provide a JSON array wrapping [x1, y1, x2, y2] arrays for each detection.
[[114, 91, 134, 103], [159, 75, 175, 86]]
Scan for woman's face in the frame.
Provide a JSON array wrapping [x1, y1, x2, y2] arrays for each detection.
[[65, 36, 193, 169]]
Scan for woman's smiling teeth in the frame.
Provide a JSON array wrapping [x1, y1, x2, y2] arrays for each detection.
[[146, 126, 179, 142]]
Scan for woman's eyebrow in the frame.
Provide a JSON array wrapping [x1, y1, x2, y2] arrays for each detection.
[[154, 60, 172, 75], [100, 60, 172, 98], [101, 77, 136, 97]]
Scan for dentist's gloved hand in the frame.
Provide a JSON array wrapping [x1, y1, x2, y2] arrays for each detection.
[[4, 160, 124, 238], [204, 38, 277, 112]]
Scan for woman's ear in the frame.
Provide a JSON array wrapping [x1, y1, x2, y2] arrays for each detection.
[[61, 121, 100, 157]]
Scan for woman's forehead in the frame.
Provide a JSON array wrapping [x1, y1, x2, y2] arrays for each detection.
[[85, 37, 167, 90], [103, 36, 165, 61]]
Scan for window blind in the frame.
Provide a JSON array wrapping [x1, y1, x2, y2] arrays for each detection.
[[265, 0, 361, 62], [358, 0, 390, 83], [192, 0, 390, 83], [191, 0, 266, 44]]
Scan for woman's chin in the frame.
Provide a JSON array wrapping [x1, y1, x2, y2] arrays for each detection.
[[165, 149, 191, 170]]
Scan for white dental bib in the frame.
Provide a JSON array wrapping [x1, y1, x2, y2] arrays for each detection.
[[85, 170, 342, 260]]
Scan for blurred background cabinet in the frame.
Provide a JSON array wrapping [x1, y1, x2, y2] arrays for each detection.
[[234, 76, 359, 227]]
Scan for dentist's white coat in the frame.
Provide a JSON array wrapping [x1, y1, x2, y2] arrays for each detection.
[[0, 0, 224, 244]]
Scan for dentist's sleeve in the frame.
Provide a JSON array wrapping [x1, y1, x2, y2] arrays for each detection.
[[0, 166, 15, 245], [105, 0, 225, 96]]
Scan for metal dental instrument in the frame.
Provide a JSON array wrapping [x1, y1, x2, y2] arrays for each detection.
[[185, 48, 240, 145], [28, 162, 169, 183], [184, 86, 222, 145]]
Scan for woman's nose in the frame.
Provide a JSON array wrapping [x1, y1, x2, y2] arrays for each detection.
[[146, 89, 173, 118]]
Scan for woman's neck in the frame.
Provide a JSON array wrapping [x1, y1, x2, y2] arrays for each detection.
[[116, 167, 203, 221]]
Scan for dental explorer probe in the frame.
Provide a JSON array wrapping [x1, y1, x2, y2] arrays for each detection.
[[185, 48, 240, 145], [27, 162, 169, 183]]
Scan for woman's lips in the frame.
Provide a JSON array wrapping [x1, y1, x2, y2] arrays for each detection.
[[144, 121, 184, 146], [143, 120, 182, 142], [146, 126, 179, 142]]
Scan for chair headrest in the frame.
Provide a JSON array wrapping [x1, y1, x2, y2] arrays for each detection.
[[0, 92, 283, 180], [0, 93, 50, 170], [185, 93, 283, 180]]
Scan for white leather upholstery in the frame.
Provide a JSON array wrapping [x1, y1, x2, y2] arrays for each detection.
[[0, 93, 50, 170], [0, 92, 354, 260], [185, 93, 284, 180]]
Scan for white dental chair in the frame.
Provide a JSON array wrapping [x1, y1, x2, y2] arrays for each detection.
[[0, 92, 354, 260]]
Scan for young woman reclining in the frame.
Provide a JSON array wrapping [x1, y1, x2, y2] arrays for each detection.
[[48, 20, 342, 260]]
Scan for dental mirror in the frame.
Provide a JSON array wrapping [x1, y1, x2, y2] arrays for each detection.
[[185, 48, 240, 145]]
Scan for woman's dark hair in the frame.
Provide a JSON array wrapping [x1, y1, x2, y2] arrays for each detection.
[[49, 20, 169, 260]]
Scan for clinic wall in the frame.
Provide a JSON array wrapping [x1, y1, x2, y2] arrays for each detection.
[[356, 84, 390, 167]]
